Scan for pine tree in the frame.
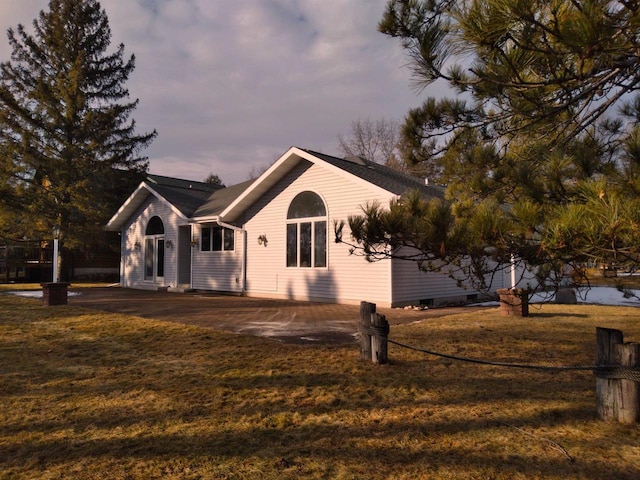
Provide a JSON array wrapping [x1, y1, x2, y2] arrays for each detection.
[[0, 0, 155, 271], [378, 0, 640, 191], [339, 1, 640, 291]]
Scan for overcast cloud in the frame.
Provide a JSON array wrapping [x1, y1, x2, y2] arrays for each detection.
[[0, 1, 428, 185]]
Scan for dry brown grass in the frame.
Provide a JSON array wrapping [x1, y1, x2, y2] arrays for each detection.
[[1, 294, 639, 479], [0, 283, 49, 292], [0, 282, 113, 292]]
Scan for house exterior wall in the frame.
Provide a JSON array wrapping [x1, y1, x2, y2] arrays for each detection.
[[191, 225, 243, 293], [390, 256, 509, 307], [120, 196, 183, 289], [241, 160, 395, 306]]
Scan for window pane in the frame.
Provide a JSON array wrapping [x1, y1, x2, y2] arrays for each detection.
[[223, 229, 234, 251], [286, 223, 297, 267], [146, 216, 164, 235], [314, 221, 326, 267], [300, 222, 312, 267], [287, 191, 326, 219], [157, 239, 164, 277], [201, 227, 211, 251], [144, 238, 154, 279], [212, 227, 223, 251]]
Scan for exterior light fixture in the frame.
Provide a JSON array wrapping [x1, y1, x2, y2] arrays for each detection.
[[257, 234, 268, 246]]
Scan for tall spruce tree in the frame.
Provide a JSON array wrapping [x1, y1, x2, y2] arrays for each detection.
[[338, 1, 640, 292], [0, 0, 155, 273]]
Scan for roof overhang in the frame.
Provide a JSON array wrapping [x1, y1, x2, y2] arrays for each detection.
[[190, 215, 220, 223], [220, 146, 394, 222], [105, 181, 189, 231]]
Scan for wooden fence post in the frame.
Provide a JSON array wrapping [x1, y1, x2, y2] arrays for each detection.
[[614, 342, 640, 424], [359, 301, 389, 364], [371, 313, 389, 365], [359, 302, 374, 361], [596, 327, 640, 423]]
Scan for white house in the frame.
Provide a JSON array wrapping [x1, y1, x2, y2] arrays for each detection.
[[106, 147, 510, 307]]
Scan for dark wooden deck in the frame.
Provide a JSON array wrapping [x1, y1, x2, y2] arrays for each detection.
[[0, 242, 53, 283]]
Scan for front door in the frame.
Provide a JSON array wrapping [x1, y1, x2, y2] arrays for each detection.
[[144, 236, 164, 283]]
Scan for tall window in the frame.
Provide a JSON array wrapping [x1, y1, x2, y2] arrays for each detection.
[[286, 191, 327, 268], [201, 225, 234, 252], [144, 216, 164, 281]]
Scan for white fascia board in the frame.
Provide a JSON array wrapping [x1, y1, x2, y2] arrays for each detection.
[[219, 146, 301, 220], [106, 181, 150, 231], [105, 181, 189, 231], [220, 146, 397, 221], [189, 215, 220, 224], [189, 216, 244, 232]]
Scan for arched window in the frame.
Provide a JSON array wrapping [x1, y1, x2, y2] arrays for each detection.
[[144, 216, 164, 280], [287, 191, 326, 219], [286, 191, 327, 268], [145, 216, 164, 235]]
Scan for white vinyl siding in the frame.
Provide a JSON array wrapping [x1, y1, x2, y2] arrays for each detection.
[[242, 160, 395, 305], [191, 225, 243, 292], [390, 252, 510, 306], [121, 196, 182, 288]]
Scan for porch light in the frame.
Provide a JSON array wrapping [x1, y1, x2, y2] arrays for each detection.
[[134, 241, 141, 250], [257, 234, 268, 246], [165, 239, 173, 248]]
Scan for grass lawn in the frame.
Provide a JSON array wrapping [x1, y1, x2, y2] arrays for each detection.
[[0, 282, 114, 292], [1, 294, 639, 479]]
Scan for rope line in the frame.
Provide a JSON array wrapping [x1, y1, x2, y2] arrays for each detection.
[[387, 338, 640, 381]]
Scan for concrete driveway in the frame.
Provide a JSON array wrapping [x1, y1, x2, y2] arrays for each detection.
[[69, 287, 486, 344]]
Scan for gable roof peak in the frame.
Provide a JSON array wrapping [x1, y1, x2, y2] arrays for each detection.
[[296, 148, 445, 199]]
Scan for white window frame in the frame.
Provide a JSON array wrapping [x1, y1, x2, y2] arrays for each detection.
[[200, 225, 235, 252], [286, 192, 328, 269]]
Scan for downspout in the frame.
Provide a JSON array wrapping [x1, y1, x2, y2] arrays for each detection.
[[216, 219, 247, 294], [120, 229, 125, 287], [190, 224, 194, 290]]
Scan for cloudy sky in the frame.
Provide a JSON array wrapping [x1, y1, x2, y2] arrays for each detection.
[[0, 0, 429, 186]]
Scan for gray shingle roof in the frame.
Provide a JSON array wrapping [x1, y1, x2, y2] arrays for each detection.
[[301, 149, 445, 199], [145, 174, 223, 217], [142, 150, 443, 221], [193, 179, 255, 218]]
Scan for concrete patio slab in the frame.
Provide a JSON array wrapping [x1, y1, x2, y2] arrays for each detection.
[[68, 287, 488, 344]]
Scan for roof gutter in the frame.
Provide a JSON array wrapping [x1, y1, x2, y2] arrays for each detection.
[[190, 216, 243, 232], [189, 215, 218, 224]]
